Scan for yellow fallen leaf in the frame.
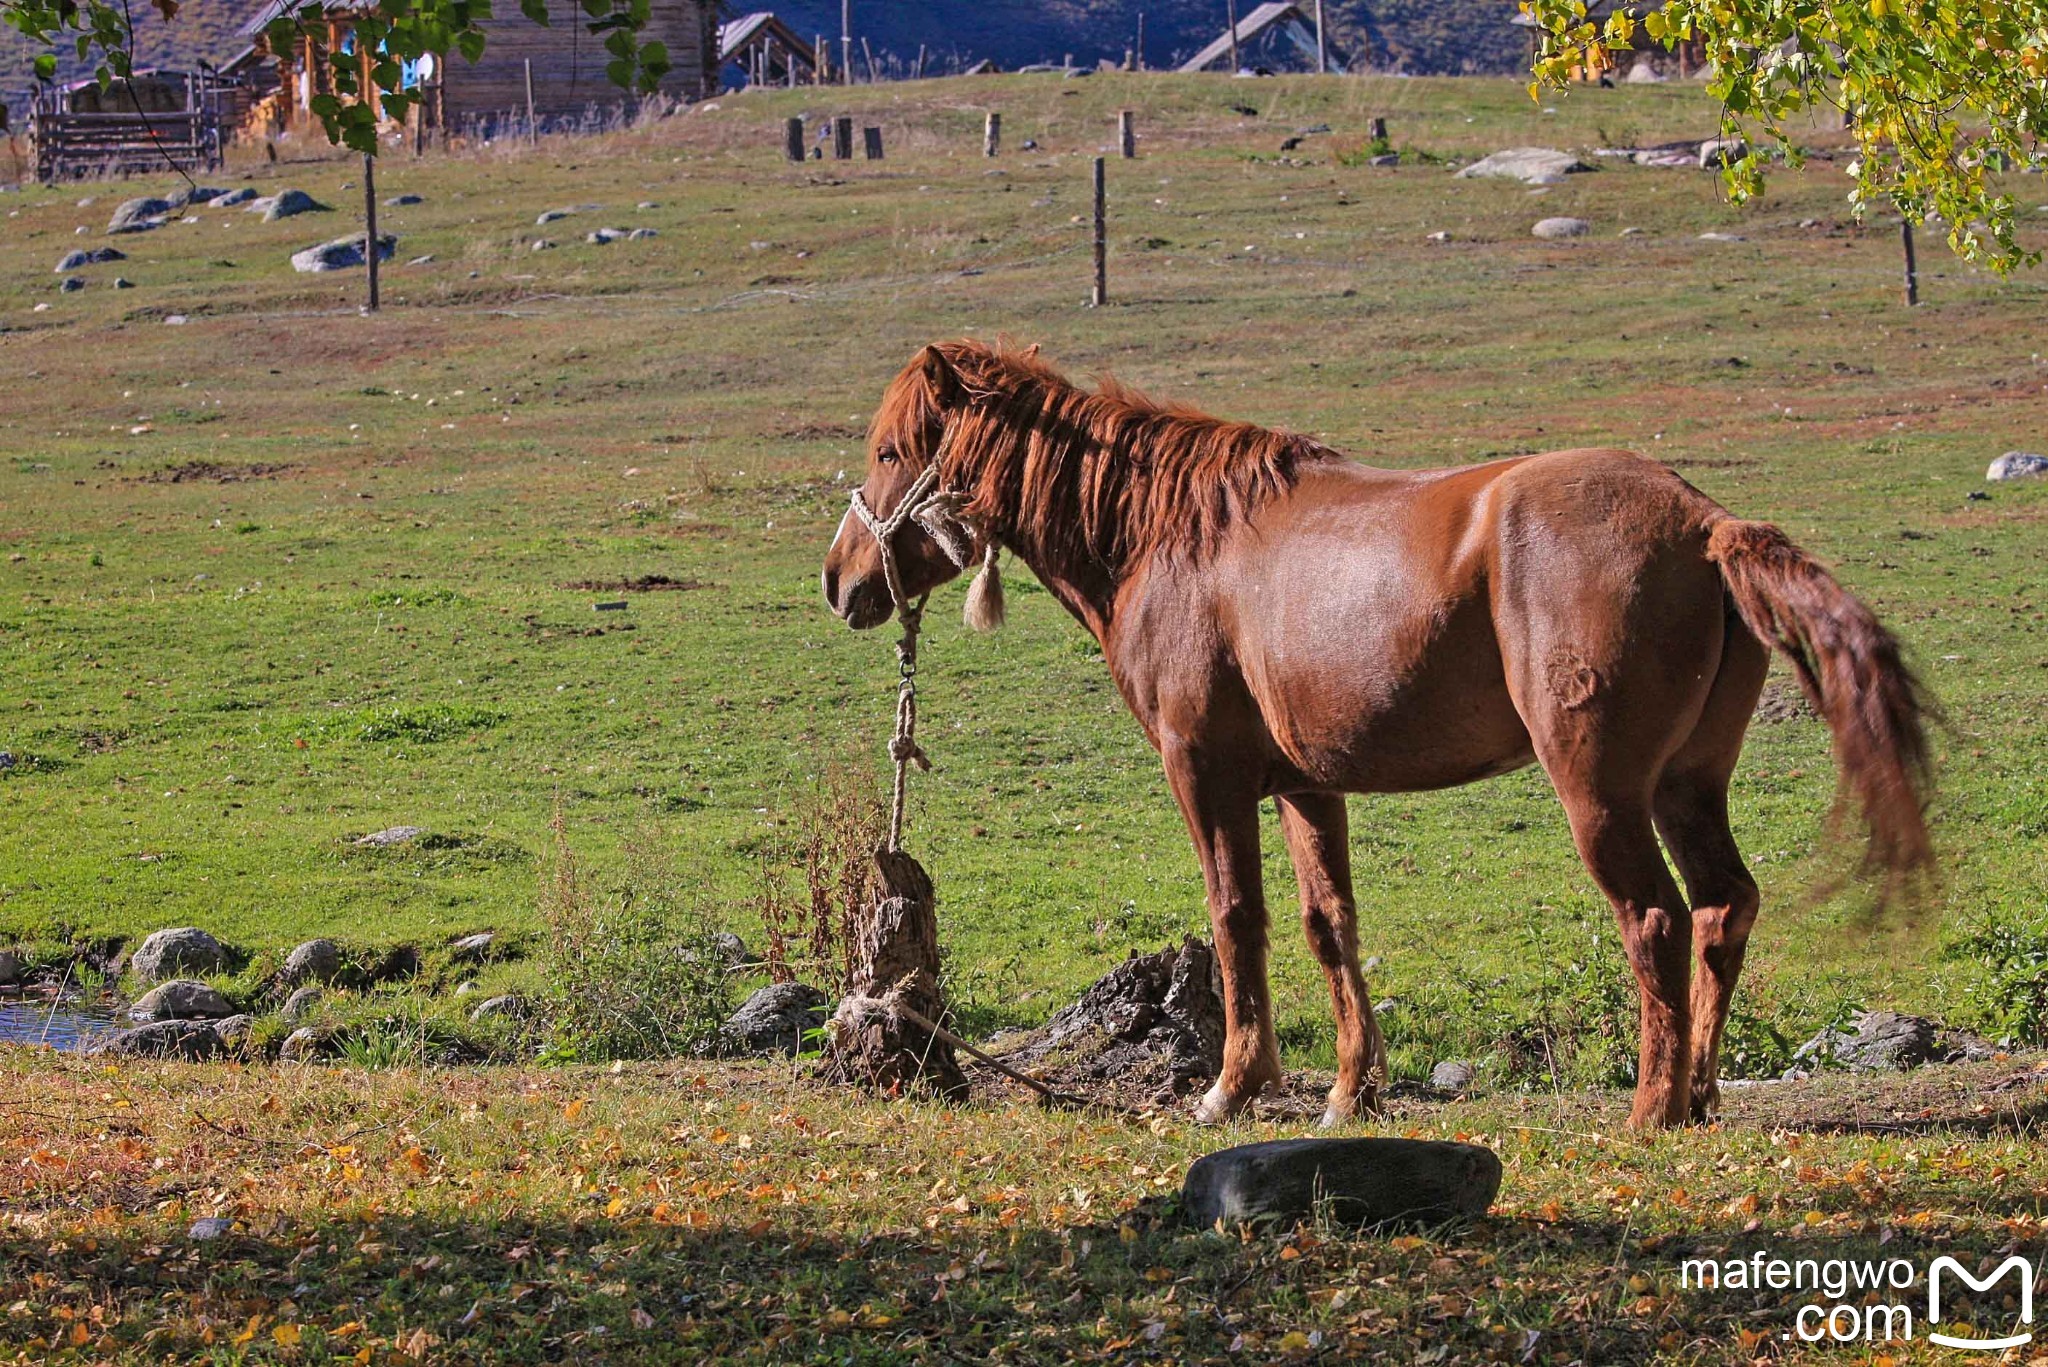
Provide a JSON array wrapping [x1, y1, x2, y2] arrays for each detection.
[[272, 1323, 301, 1347], [563, 1098, 587, 1121]]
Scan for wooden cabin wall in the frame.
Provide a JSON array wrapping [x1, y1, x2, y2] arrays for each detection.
[[444, 1, 715, 122]]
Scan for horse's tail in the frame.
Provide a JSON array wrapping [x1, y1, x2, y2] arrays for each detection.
[[1704, 518, 1935, 893]]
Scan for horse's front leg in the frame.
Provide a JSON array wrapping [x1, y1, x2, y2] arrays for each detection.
[[1276, 793, 1386, 1127], [1162, 745, 1282, 1123]]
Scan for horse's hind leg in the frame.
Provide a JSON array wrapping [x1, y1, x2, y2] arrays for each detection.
[[1656, 627, 1769, 1122], [1276, 792, 1386, 1127]]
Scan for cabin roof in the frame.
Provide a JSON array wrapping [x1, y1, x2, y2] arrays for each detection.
[[1177, 2, 1346, 74]]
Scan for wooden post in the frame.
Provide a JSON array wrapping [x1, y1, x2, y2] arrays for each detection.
[[784, 115, 805, 162], [1901, 219, 1919, 306], [362, 151, 380, 314], [983, 111, 1000, 156], [1226, 0, 1240, 73], [818, 849, 968, 1102], [523, 57, 536, 143], [1118, 108, 1135, 158], [832, 114, 853, 159], [862, 37, 879, 84], [1369, 115, 1388, 144], [1090, 155, 1106, 307], [1136, 11, 1146, 70], [1316, 0, 1328, 73], [841, 0, 852, 85], [914, 44, 927, 80], [815, 35, 829, 85], [862, 125, 884, 160]]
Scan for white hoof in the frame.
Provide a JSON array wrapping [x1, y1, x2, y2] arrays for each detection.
[[1192, 1086, 1235, 1125]]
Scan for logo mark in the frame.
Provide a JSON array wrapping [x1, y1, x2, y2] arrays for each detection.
[[1928, 1255, 2036, 1351]]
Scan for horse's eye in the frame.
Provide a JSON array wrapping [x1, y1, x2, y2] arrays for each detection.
[[877, 448, 899, 465]]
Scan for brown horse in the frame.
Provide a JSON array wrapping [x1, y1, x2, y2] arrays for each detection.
[[820, 340, 1933, 1130]]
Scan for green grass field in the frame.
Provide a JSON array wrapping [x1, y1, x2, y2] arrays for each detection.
[[2, 74, 2046, 1080]]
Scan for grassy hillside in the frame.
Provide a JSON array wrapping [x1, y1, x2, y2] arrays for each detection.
[[1, 74, 2044, 1086]]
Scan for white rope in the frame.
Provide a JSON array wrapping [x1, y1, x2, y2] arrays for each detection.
[[846, 458, 982, 850]]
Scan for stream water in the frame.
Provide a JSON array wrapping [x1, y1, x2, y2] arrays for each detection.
[[0, 992, 121, 1051]]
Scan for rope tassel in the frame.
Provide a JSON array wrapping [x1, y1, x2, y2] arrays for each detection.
[[963, 543, 1005, 632]]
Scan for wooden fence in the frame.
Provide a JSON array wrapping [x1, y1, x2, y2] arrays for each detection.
[[31, 75, 228, 182]]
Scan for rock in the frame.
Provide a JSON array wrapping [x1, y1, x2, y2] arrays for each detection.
[[1619, 226, 1647, 237], [720, 983, 826, 1055], [996, 937, 1225, 1096], [536, 208, 575, 225], [407, 255, 434, 266], [355, 825, 424, 847], [1625, 57, 1667, 83], [532, 239, 555, 251], [56, 246, 125, 272], [586, 227, 629, 244], [469, 994, 529, 1022], [1424, 230, 1451, 242], [1789, 1010, 1992, 1072], [711, 932, 751, 967], [213, 187, 257, 207], [637, 200, 659, 210], [453, 981, 478, 997], [59, 277, 84, 293], [167, 185, 227, 209], [281, 985, 322, 1022], [290, 233, 396, 273], [254, 189, 326, 221], [450, 932, 498, 964], [114, 277, 134, 289], [129, 979, 234, 1021], [627, 227, 659, 240], [1430, 1060, 1477, 1091], [385, 193, 424, 206], [187, 1216, 234, 1240], [0, 949, 22, 985], [279, 1026, 334, 1061], [1457, 148, 1592, 186], [1532, 217, 1591, 240], [1368, 153, 1399, 167], [282, 938, 343, 986], [213, 1014, 254, 1052], [1698, 231, 1747, 242], [95, 1019, 226, 1060], [130, 927, 228, 982], [107, 196, 173, 234], [1182, 1138, 1502, 1231], [164, 315, 188, 325], [1698, 137, 1748, 169], [1987, 452, 2048, 481]]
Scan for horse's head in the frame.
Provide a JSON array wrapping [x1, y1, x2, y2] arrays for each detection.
[[822, 345, 980, 630]]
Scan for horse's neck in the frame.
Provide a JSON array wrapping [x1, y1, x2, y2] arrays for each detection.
[[970, 404, 1127, 645]]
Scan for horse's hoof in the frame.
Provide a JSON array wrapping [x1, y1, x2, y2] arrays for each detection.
[[1192, 1086, 1237, 1125], [1318, 1105, 1347, 1129]]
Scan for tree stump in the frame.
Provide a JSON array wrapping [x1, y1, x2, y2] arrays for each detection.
[[820, 847, 968, 1099]]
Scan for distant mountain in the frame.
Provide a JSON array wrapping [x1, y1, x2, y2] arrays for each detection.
[[1, 3, 266, 120], [758, 1, 1527, 78]]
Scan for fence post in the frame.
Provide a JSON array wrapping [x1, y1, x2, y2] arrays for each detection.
[[863, 125, 884, 160], [833, 115, 853, 159], [984, 111, 1000, 157], [1316, 0, 1328, 73], [362, 152, 380, 314], [815, 36, 829, 85], [1118, 109, 1135, 158], [1226, 0, 1240, 73], [1090, 156, 1106, 308], [1901, 219, 1919, 307], [524, 58, 537, 143], [862, 37, 879, 84], [915, 44, 927, 80], [784, 115, 805, 162]]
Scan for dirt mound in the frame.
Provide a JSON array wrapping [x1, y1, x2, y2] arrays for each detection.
[[560, 575, 707, 592], [990, 937, 1225, 1105]]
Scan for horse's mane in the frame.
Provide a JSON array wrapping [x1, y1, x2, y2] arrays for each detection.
[[880, 340, 1337, 571]]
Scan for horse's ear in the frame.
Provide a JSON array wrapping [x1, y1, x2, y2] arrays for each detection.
[[920, 345, 962, 408]]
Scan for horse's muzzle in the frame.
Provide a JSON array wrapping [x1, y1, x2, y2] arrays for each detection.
[[823, 568, 891, 630]]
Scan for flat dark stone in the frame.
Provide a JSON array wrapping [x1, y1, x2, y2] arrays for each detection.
[[1182, 1138, 1501, 1232]]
